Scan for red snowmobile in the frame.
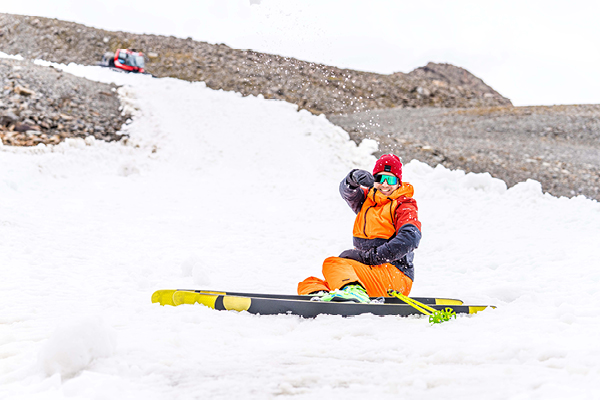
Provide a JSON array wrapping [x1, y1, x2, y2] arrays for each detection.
[[99, 49, 147, 73]]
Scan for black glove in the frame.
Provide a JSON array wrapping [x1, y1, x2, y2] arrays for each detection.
[[339, 248, 378, 265], [346, 169, 374, 189]]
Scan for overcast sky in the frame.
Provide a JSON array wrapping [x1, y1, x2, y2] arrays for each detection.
[[3, 0, 600, 106]]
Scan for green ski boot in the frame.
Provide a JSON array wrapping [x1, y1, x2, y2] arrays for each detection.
[[320, 284, 370, 303]]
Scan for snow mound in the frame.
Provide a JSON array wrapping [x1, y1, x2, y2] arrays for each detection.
[[404, 161, 507, 194], [462, 171, 507, 193], [37, 317, 117, 378], [507, 178, 544, 198]]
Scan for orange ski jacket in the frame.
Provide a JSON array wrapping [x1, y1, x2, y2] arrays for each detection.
[[339, 171, 422, 280], [352, 183, 421, 240]]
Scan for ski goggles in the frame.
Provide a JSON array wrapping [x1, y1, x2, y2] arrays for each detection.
[[374, 174, 398, 185]]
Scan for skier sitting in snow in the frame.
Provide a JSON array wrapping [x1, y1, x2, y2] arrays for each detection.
[[297, 154, 421, 303]]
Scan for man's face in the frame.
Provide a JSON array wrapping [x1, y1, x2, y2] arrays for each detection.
[[374, 172, 400, 196]]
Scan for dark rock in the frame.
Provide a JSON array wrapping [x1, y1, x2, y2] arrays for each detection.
[[14, 121, 39, 131], [0, 111, 18, 126]]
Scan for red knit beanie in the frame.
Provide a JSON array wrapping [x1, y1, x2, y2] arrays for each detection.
[[373, 154, 402, 182]]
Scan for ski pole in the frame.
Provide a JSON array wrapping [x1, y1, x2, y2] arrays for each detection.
[[388, 289, 437, 313], [387, 290, 456, 324]]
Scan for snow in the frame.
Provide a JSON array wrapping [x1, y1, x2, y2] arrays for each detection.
[[2, 56, 600, 399]]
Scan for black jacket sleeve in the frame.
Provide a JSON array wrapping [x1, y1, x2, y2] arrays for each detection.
[[343, 224, 421, 265], [370, 224, 421, 264], [339, 170, 366, 214]]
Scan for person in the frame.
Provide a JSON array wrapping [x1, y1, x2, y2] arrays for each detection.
[[297, 154, 421, 303]]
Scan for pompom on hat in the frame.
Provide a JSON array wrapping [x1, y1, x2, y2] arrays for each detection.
[[373, 154, 403, 182]]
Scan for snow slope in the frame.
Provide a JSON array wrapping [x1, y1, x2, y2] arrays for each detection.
[[1, 57, 600, 399]]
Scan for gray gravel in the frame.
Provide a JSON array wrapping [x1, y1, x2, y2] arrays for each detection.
[[0, 57, 128, 146], [328, 106, 600, 201]]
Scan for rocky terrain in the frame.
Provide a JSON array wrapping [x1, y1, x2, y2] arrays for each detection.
[[0, 57, 127, 146], [0, 13, 511, 116], [330, 106, 600, 200], [1, 13, 598, 202]]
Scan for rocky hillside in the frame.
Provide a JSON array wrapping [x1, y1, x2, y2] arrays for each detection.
[[4, 13, 598, 203], [0, 57, 127, 146], [0, 13, 511, 116], [330, 106, 600, 201]]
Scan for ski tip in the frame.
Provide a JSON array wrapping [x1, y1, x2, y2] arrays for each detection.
[[173, 290, 200, 306], [173, 291, 222, 309], [151, 289, 178, 306]]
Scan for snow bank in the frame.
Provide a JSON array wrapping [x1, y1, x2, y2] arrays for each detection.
[[2, 57, 600, 399]]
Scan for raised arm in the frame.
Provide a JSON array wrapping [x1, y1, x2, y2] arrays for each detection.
[[338, 169, 373, 214]]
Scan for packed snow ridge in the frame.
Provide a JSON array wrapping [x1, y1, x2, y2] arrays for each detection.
[[1, 56, 599, 399]]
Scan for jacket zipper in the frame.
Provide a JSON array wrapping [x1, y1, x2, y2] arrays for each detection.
[[363, 204, 376, 237]]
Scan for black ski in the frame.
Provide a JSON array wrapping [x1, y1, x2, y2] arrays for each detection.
[[152, 289, 463, 306], [152, 290, 491, 318]]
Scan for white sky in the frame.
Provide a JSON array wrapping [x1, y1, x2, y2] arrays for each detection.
[[2, 0, 600, 106]]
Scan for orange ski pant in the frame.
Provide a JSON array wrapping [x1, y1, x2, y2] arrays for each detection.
[[297, 256, 412, 297]]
